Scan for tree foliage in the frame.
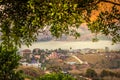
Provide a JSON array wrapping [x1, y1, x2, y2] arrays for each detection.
[[0, 0, 120, 46], [88, 5, 120, 43], [39, 73, 76, 80], [85, 68, 97, 79], [0, 45, 23, 80], [100, 70, 120, 78], [0, 0, 120, 79]]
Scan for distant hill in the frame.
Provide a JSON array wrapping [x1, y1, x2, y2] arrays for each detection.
[[0, 24, 111, 42], [36, 24, 111, 42]]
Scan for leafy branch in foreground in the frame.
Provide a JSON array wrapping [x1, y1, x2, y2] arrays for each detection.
[[0, 0, 120, 79], [0, 0, 120, 46], [0, 45, 23, 80]]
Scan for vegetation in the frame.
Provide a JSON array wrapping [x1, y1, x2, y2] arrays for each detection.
[[0, 45, 24, 80], [0, 0, 120, 79], [18, 66, 44, 78], [85, 69, 120, 80], [39, 73, 76, 80], [16, 66, 44, 80], [85, 68, 97, 79], [0, 0, 120, 45], [100, 70, 120, 78]]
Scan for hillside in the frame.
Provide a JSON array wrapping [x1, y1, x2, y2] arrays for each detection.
[[77, 53, 120, 69]]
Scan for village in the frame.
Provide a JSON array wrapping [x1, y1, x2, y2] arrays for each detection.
[[18, 47, 120, 76]]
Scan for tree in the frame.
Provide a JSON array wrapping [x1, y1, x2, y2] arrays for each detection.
[[85, 68, 97, 79], [0, 45, 24, 80], [0, 0, 120, 79], [39, 73, 76, 80], [100, 70, 116, 78], [0, 0, 120, 46]]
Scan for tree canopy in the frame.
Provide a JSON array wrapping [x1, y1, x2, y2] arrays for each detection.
[[0, 0, 120, 46], [0, 0, 120, 79]]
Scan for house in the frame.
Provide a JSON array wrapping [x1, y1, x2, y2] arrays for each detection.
[[34, 55, 40, 63], [20, 49, 32, 62], [66, 62, 77, 65], [21, 62, 41, 68], [48, 52, 60, 59]]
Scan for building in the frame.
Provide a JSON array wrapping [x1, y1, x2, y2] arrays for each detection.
[[48, 52, 60, 59], [20, 49, 32, 62]]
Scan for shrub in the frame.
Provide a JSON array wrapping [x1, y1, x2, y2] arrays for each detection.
[[85, 68, 97, 80], [100, 70, 120, 78], [39, 73, 76, 80], [0, 46, 23, 80]]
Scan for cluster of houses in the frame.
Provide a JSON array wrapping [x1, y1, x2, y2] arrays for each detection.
[[19, 49, 66, 61], [18, 48, 68, 68], [18, 47, 108, 68], [71, 48, 105, 54]]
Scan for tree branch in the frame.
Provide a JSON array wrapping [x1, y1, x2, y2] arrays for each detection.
[[101, 0, 120, 6]]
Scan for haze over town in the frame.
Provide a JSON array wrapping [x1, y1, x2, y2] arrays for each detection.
[[21, 40, 120, 51]]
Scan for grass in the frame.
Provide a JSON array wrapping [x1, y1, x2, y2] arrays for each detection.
[[17, 66, 45, 79]]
